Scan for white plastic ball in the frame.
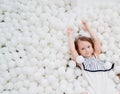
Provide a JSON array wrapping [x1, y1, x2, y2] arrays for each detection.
[[14, 81, 23, 90], [0, 77, 6, 85], [0, 84, 3, 92], [0, 63, 8, 71], [2, 91, 10, 94], [59, 81, 68, 92], [102, 44, 108, 52], [65, 85, 73, 94], [114, 76, 120, 84], [99, 53, 106, 61], [44, 86, 53, 94], [112, 55, 119, 62], [1, 71, 10, 82], [9, 69, 17, 78], [47, 75, 57, 84], [15, 67, 22, 75], [36, 86, 44, 94], [74, 86, 86, 94], [106, 51, 113, 57], [65, 69, 75, 82], [22, 80, 30, 88], [104, 62, 112, 69], [116, 83, 120, 91], [18, 87, 28, 94], [58, 66, 66, 76], [41, 79, 49, 88], [108, 70, 116, 79], [5, 82, 14, 90], [8, 61, 16, 69], [68, 60, 76, 68], [16, 59, 24, 67], [114, 66, 120, 74], [4, 52, 12, 61], [34, 72, 43, 82], [76, 55, 85, 64], [10, 90, 19, 94]]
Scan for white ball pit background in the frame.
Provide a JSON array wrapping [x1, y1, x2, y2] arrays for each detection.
[[0, 0, 120, 94]]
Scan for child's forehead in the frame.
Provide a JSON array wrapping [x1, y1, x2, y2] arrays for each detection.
[[78, 40, 91, 45], [77, 40, 91, 47]]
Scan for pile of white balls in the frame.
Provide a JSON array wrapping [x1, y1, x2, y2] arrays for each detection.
[[0, 0, 120, 94]]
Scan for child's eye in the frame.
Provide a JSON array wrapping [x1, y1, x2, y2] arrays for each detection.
[[88, 46, 90, 48], [81, 48, 85, 50]]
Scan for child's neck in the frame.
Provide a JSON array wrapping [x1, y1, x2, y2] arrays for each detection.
[[85, 54, 96, 58]]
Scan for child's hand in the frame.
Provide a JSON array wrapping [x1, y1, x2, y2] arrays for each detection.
[[67, 28, 74, 34], [117, 73, 120, 79], [76, 63, 82, 69], [82, 21, 89, 31]]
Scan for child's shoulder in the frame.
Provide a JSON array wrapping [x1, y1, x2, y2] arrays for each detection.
[[93, 53, 99, 59]]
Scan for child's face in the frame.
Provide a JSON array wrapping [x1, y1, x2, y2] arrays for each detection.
[[78, 40, 94, 57]]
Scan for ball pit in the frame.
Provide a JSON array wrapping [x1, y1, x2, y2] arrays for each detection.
[[0, 0, 120, 93]]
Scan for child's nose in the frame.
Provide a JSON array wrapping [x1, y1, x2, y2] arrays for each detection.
[[85, 48, 89, 52]]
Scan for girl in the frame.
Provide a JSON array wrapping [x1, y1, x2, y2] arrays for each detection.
[[67, 21, 119, 94]]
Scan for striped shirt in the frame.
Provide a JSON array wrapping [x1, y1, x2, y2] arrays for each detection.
[[82, 57, 114, 72]]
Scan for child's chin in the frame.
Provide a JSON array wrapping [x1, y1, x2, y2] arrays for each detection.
[[84, 55, 91, 58], [84, 54, 91, 57]]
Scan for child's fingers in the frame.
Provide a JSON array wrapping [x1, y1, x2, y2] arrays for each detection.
[[82, 20, 87, 25], [81, 21, 89, 31], [67, 28, 73, 33], [67, 28, 73, 31], [82, 25, 87, 31]]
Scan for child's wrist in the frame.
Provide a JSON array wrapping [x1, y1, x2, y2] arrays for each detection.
[[68, 32, 74, 35]]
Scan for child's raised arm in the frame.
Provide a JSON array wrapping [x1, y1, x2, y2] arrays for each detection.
[[67, 28, 78, 61], [82, 21, 101, 57], [67, 28, 83, 68]]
